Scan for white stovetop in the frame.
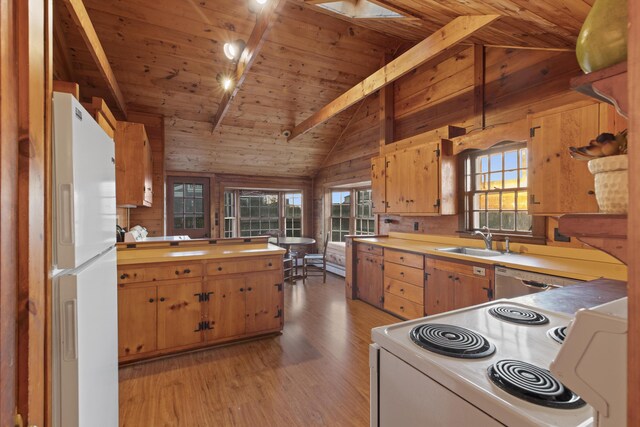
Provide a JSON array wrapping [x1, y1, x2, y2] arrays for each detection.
[[372, 300, 594, 427]]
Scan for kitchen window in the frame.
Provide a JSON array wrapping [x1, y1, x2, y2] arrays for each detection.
[[284, 193, 303, 237], [355, 189, 375, 235], [331, 190, 351, 242], [222, 189, 304, 238], [464, 142, 533, 234]]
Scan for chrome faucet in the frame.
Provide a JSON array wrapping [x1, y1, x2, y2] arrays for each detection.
[[472, 226, 493, 250]]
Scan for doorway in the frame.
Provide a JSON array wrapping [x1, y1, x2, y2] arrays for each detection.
[[167, 176, 211, 238]]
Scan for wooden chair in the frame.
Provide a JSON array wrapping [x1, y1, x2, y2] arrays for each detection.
[[303, 234, 329, 283], [266, 230, 297, 283]]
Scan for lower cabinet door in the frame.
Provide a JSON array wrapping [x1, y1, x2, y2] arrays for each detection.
[[205, 277, 246, 341], [453, 274, 492, 309], [356, 254, 384, 308], [425, 268, 455, 315], [118, 285, 157, 358], [156, 280, 204, 349], [245, 271, 283, 334]]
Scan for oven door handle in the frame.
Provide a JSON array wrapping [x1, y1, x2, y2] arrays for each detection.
[[520, 279, 560, 291]]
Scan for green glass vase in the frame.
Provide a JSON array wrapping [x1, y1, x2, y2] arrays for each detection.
[[576, 0, 628, 73]]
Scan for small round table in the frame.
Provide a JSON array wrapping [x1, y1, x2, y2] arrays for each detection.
[[278, 237, 316, 281]]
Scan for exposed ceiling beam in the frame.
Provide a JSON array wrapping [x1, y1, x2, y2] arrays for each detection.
[[61, 0, 127, 118], [288, 14, 501, 141], [211, 0, 286, 133]]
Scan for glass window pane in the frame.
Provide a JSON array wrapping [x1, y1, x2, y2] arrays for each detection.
[[174, 216, 183, 229], [185, 199, 195, 213], [517, 191, 528, 211], [476, 174, 489, 191], [519, 170, 527, 188], [476, 155, 488, 173], [504, 170, 518, 189], [195, 184, 203, 198], [173, 183, 183, 198], [332, 231, 340, 242], [473, 193, 486, 210], [185, 216, 194, 229], [487, 193, 500, 210], [185, 184, 194, 197], [195, 198, 203, 213], [487, 212, 500, 229], [501, 212, 515, 231], [341, 204, 350, 217], [504, 150, 518, 170], [473, 211, 486, 229], [517, 212, 533, 232], [501, 192, 515, 210], [489, 172, 502, 189], [490, 153, 502, 172], [196, 216, 204, 228], [520, 148, 528, 168], [174, 197, 183, 214]]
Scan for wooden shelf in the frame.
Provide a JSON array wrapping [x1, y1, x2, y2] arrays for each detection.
[[571, 62, 628, 118], [558, 214, 627, 264]]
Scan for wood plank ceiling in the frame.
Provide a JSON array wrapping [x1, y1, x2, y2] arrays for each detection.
[[54, 0, 593, 178]]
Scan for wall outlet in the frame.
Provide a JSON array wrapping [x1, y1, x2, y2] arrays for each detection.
[[413, 222, 419, 231]]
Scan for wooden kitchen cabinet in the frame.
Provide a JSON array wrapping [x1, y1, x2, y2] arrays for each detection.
[[115, 121, 153, 208], [371, 140, 456, 215], [356, 248, 384, 308], [528, 102, 627, 215], [156, 280, 203, 350], [383, 249, 425, 319], [117, 285, 157, 358], [117, 253, 284, 363], [425, 258, 493, 316]]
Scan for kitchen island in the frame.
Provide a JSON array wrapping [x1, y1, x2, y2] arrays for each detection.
[[116, 237, 286, 363]]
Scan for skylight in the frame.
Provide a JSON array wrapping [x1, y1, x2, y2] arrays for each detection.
[[316, 0, 404, 19]]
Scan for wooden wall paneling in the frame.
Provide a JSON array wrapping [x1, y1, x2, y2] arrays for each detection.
[[289, 15, 501, 141], [16, 0, 51, 424], [628, 0, 639, 423], [60, 0, 127, 117], [0, 0, 20, 423], [127, 111, 165, 236]]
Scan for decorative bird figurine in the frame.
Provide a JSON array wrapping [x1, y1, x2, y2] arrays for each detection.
[[569, 130, 627, 160]]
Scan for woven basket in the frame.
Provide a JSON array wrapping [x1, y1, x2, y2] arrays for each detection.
[[587, 155, 628, 213]]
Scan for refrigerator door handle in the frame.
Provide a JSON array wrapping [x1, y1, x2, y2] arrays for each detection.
[[58, 183, 75, 245], [62, 299, 78, 361]]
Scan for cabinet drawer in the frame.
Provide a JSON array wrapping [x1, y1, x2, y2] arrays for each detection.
[[384, 292, 424, 319], [357, 243, 383, 256], [384, 278, 423, 304], [207, 257, 280, 276], [426, 258, 490, 278], [384, 249, 423, 269], [118, 263, 202, 284], [384, 262, 424, 287]]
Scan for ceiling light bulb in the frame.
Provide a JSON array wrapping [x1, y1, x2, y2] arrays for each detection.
[[256, 0, 268, 4], [222, 77, 233, 91], [223, 40, 246, 61]]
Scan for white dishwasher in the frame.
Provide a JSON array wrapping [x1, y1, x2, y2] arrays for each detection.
[[494, 266, 583, 300]]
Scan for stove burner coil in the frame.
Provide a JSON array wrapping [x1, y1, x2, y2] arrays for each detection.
[[488, 305, 549, 325], [488, 359, 586, 409], [409, 324, 495, 359], [548, 326, 568, 344]]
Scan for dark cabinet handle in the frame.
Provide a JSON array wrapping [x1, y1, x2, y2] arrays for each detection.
[[448, 275, 453, 279], [400, 271, 404, 276], [400, 306, 405, 310], [268, 262, 273, 267], [587, 190, 595, 195], [454, 277, 460, 281], [217, 267, 223, 271], [120, 273, 129, 280], [400, 288, 405, 292], [184, 269, 191, 274], [247, 287, 253, 291], [175, 270, 180, 275], [240, 288, 244, 292], [148, 298, 155, 303], [160, 297, 165, 302], [399, 256, 404, 261]]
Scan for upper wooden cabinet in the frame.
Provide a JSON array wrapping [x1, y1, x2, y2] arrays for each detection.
[[115, 121, 153, 208], [371, 139, 456, 215], [528, 102, 627, 215]]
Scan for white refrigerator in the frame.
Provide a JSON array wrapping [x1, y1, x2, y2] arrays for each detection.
[[51, 92, 119, 427]]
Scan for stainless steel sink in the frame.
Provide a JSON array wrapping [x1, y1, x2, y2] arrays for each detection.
[[435, 247, 503, 257]]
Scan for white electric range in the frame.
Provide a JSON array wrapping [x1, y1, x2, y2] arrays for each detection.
[[370, 300, 593, 427]]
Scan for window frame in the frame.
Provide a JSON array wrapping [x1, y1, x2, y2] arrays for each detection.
[[284, 192, 303, 237], [354, 189, 375, 236], [328, 186, 377, 243], [330, 190, 352, 243], [463, 142, 545, 240]]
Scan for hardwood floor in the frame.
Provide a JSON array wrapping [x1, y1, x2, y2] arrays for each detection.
[[118, 273, 399, 426]]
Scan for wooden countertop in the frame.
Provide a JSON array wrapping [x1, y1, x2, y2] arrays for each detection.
[[117, 243, 286, 266], [353, 233, 627, 282], [510, 279, 627, 314]]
